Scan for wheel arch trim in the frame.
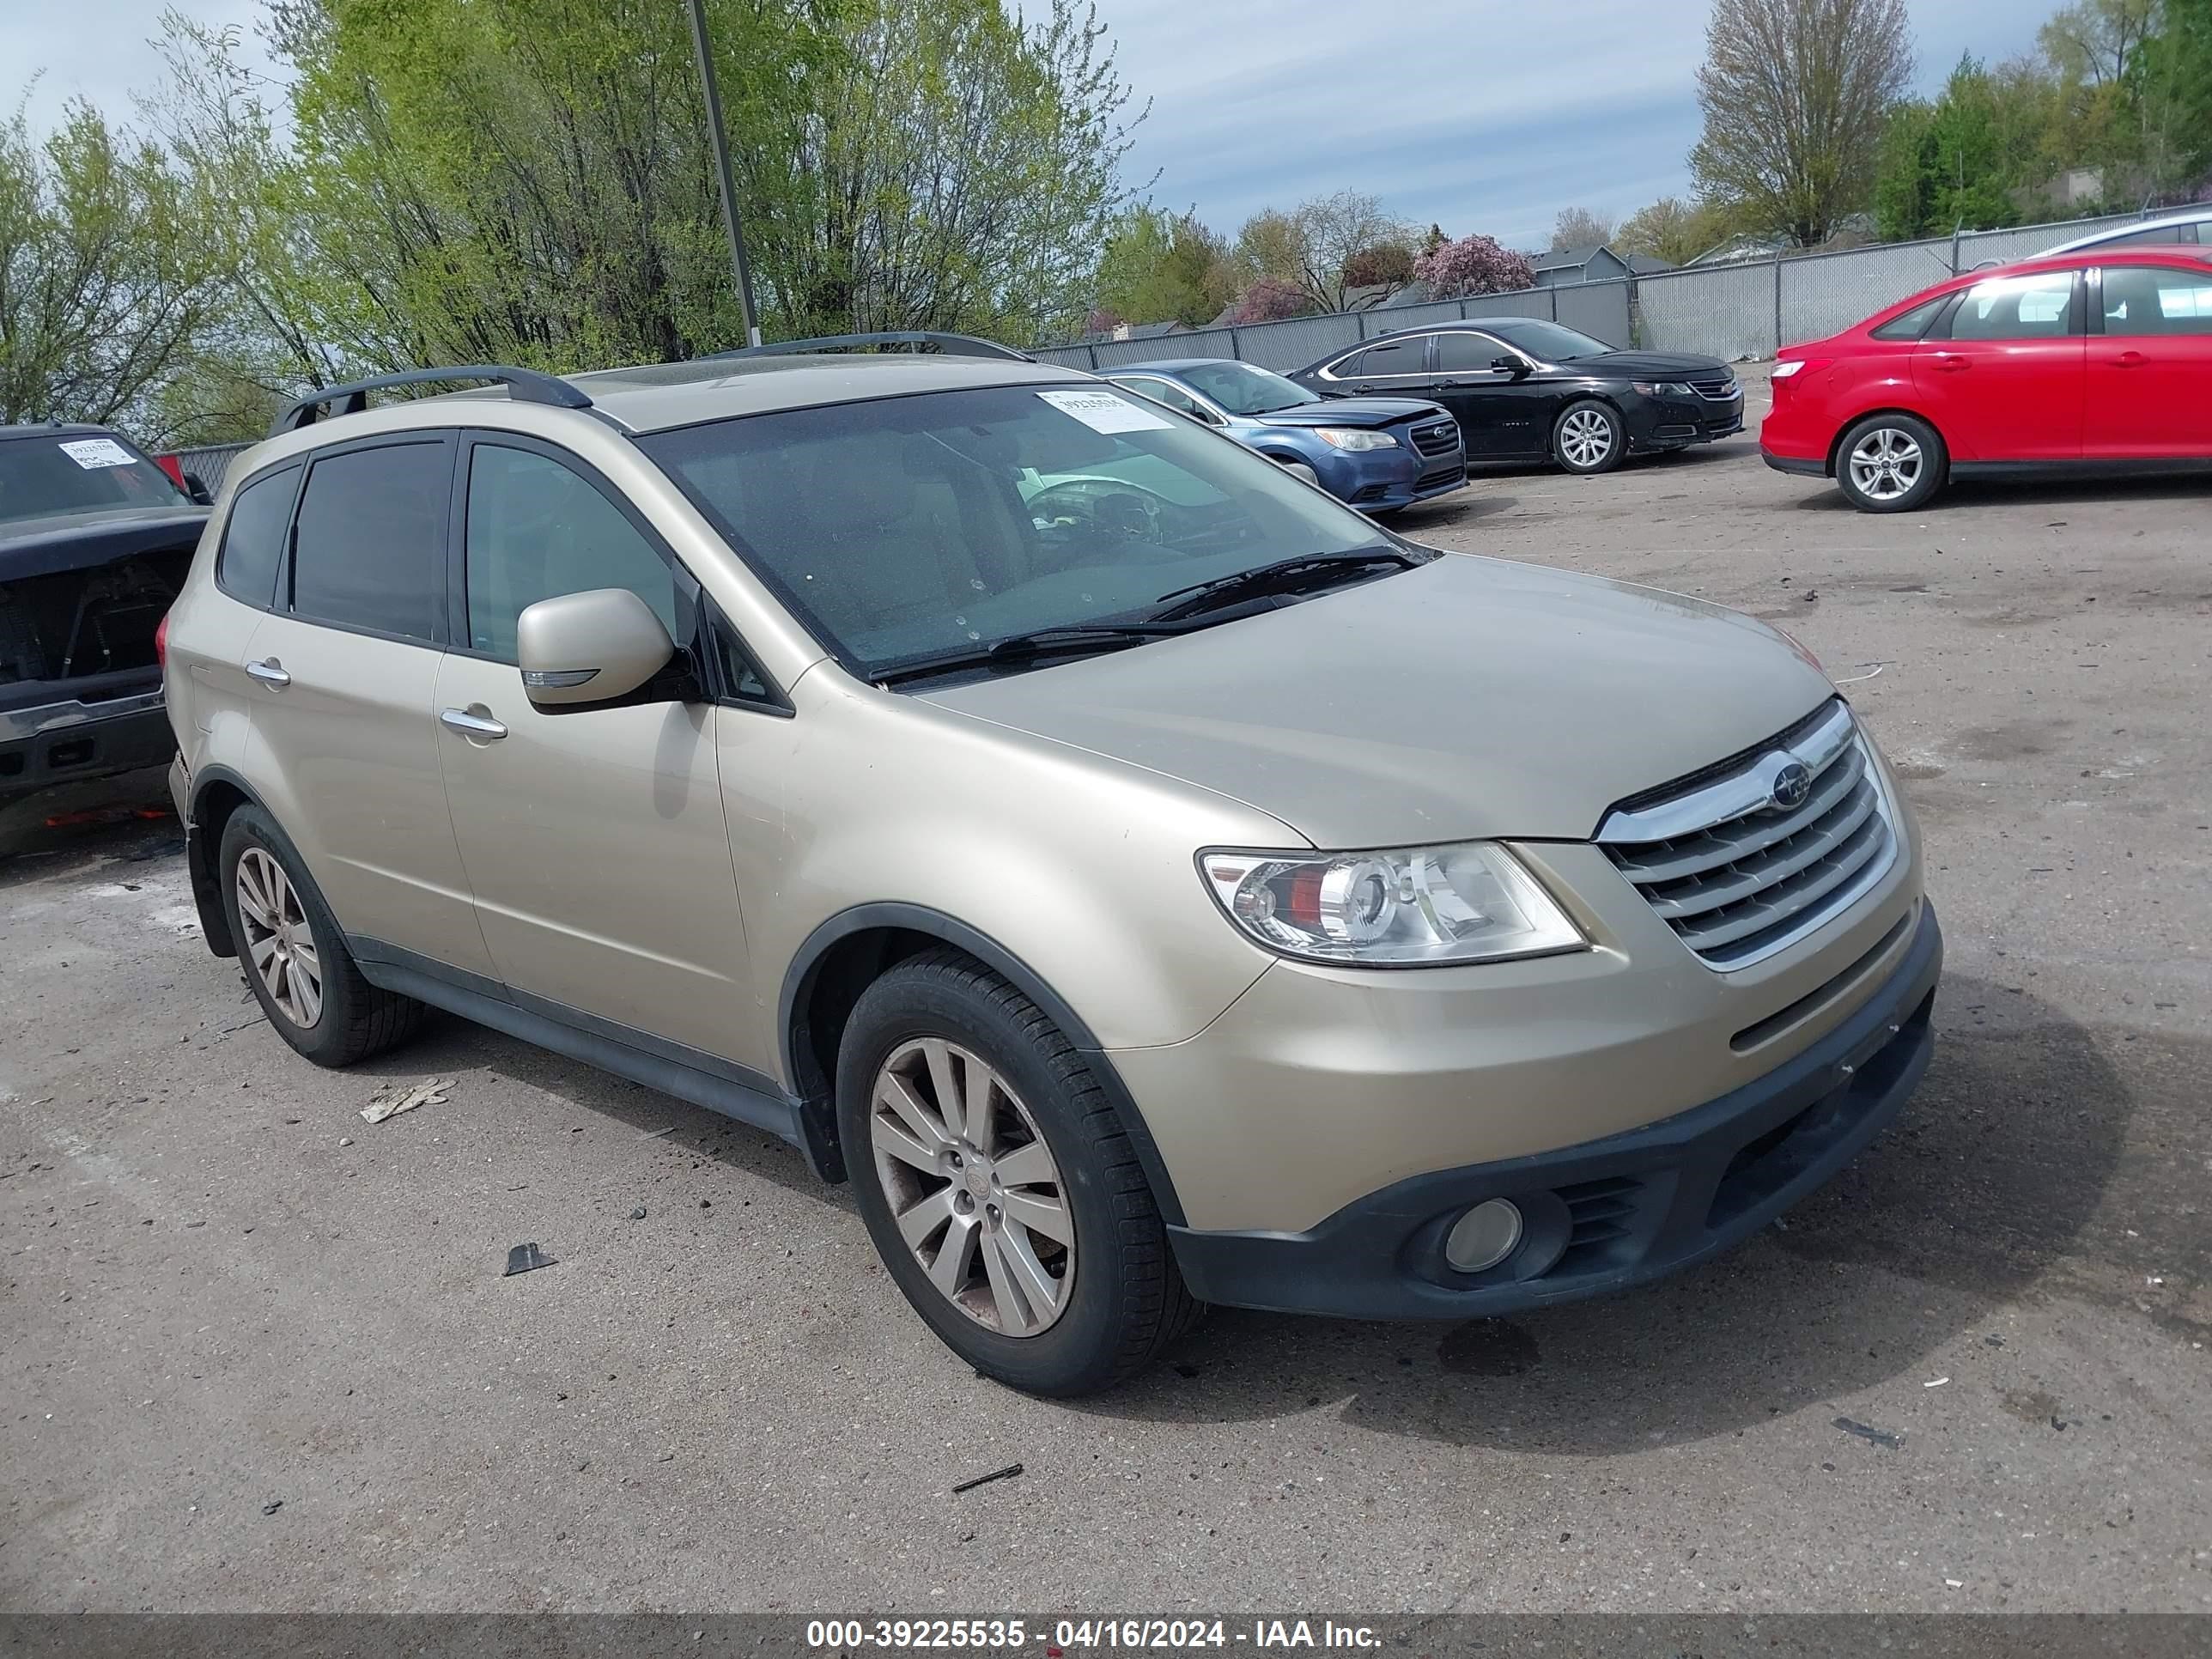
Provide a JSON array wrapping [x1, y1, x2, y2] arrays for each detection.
[[778, 902, 1190, 1226]]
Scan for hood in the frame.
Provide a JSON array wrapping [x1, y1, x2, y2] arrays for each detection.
[[0, 503, 210, 582], [1568, 350, 1732, 380], [923, 555, 1834, 847], [1243, 398, 1445, 429]]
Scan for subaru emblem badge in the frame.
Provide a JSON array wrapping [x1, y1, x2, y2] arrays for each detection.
[[1770, 760, 1812, 811]]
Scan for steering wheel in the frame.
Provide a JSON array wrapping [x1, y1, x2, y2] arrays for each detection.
[[1029, 483, 1182, 566]]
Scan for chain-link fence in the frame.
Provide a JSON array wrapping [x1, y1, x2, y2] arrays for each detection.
[[1033, 206, 2171, 372]]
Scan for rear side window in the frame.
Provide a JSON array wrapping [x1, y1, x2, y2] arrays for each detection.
[[2094, 224, 2202, 248], [1870, 296, 1946, 341], [463, 442, 678, 661], [2100, 264, 2212, 335], [289, 441, 448, 642], [215, 464, 301, 607], [1943, 271, 2078, 340], [1353, 337, 1426, 377]]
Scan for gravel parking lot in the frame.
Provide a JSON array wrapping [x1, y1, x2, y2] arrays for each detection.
[[4, 389, 2208, 1616]]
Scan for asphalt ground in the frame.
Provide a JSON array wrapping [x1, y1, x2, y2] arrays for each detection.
[[4, 385, 2207, 1616]]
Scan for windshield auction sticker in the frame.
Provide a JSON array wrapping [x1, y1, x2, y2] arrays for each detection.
[[1036, 388, 1173, 434], [57, 438, 138, 470]]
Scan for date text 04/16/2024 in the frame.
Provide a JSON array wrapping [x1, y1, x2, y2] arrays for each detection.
[[804, 1620, 1382, 1651]]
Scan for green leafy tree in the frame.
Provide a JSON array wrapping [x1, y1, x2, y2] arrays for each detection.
[[1613, 196, 1741, 264], [1094, 204, 1234, 325], [0, 96, 216, 433], [1690, 0, 1915, 245], [1874, 56, 2026, 240]]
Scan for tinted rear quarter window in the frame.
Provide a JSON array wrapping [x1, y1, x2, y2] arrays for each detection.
[[1870, 296, 1946, 341], [1355, 337, 1426, 377], [289, 441, 449, 641], [215, 464, 301, 607]]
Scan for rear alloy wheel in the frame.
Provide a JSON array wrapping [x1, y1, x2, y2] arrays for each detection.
[[1837, 414, 1944, 513], [1553, 400, 1625, 474], [236, 848, 324, 1029]]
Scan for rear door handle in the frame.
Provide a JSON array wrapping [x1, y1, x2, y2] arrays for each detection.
[[245, 658, 290, 690], [2109, 349, 2148, 367], [1929, 355, 1971, 373], [439, 707, 508, 741]]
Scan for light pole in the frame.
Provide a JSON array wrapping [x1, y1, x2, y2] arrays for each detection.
[[686, 0, 763, 348]]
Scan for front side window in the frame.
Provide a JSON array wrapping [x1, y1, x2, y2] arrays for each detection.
[[289, 441, 448, 641], [1435, 331, 1511, 371], [216, 464, 301, 607], [639, 384, 1397, 679], [0, 433, 185, 526], [1480, 319, 1612, 362], [463, 443, 678, 661], [1944, 272, 2077, 340], [2100, 264, 2212, 334]]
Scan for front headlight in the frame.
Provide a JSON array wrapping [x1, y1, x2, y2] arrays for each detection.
[[1632, 380, 1696, 398], [1311, 428, 1397, 451], [1200, 842, 1586, 967]]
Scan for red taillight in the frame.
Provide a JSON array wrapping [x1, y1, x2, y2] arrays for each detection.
[[154, 453, 188, 489], [155, 612, 170, 670]]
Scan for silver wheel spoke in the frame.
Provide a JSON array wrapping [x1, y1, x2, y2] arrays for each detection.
[[993, 1141, 1055, 1188], [927, 1211, 981, 1298], [1000, 1188, 1073, 1246], [293, 964, 323, 1026], [877, 1072, 951, 1151], [872, 1111, 944, 1175], [993, 1226, 1062, 1325], [895, 1186, 957, 1250], [980, 1231, 1037, 1334], [921, 1039, 965, 1140], [248, 934, 280, 972], [965, 1066, 997, 1158]]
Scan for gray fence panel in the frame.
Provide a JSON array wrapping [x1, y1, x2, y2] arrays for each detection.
[[1029, 343, 1097, 368], [1229, 313, 1365, 373], [171, 441, 252, 488], [1958, 210, 2143, 268], [1085, 326, 1236, 369], [1364, 297, 1467, 334], [1554, 279, 1632, 347], [1779, 238, 1955, 347], [1637, 263, 1777, 359], [1460, 289, 1554, 322]]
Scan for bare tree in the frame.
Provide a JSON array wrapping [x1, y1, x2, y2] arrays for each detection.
[[1690, 0, 1914, 246], [1550, 206, 1616, 250]]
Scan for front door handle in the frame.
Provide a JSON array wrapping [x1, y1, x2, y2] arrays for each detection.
[[2109, 349, 2148, 368], [439, 707, 508, 741], [245, 658, 290, 690], [1929, 354, 1971, 373]]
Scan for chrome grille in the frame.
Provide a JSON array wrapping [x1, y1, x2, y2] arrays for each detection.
[[1409, 420, 1461, 458], [1692, 379, 1741, 402], [1596, 701, 1897, 969]]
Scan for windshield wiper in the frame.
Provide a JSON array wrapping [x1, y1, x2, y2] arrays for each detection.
[[1149, 546, 1425, 622], [873, 622, 1202, 686]]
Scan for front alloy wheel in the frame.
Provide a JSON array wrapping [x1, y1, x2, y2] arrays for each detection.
[[870, 1037, 1074, 1335], [235, 846, 323, 1029], [1553, 400, 1625, 474]]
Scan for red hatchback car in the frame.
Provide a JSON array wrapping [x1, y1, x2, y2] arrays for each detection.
[[1761, 247, 2212, 512]]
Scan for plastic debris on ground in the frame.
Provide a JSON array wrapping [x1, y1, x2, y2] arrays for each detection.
[[361, 1079, 451, 1124], [951, 1462, 1024, 1494], [504, 1243, 557, 1277]]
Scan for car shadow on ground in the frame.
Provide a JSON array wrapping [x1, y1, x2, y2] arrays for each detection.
[[1789, 471, 2212, 514], [1078, 974, 2181, 1451]]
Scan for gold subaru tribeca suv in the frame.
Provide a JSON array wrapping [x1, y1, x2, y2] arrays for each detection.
[[161, 340, 1940, 1395]]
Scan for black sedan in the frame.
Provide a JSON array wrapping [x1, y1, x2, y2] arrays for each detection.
[[1288, 319, 1743, 475]]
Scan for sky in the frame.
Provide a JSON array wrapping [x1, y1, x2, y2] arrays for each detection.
[[11, 0, 2051, 250]]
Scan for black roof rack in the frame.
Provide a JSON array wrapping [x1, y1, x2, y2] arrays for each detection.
[[708, 331, 1034, 363], [270, 365, 593, 437]]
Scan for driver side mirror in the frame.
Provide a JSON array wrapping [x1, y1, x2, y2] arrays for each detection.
[[1492, 356, 1529, 378], [183, 471, 214, 506], [516, 587, 678, 711]]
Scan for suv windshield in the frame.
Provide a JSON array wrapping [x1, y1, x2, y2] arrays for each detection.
[[0, 434, 185, 526], [639, 383, 1395, 679], [1483, 319, 1613, 362], [1175, 362, 1320, 416]]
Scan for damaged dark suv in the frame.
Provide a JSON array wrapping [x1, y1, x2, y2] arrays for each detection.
[[1, 423, 208, 826]]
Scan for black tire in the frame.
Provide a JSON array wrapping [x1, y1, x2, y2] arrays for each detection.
[[1552, 398, 1626, 474], [836, 949, 1202, 1396], [1834, 412, 1946, 514], [217, 804, 425, 1066]]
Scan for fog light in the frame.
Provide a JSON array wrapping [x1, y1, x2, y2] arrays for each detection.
[[1444, 1199, 1524, 1273]]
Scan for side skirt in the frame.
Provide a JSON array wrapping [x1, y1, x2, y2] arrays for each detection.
[[349, 935, 813, 1158]]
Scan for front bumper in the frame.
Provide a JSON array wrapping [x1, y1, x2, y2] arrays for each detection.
[[1164, 902, 1940, 1319], [1627, 389, 1745, 453], [1311, 442, 1467, 512], [0, 686, 174, 805]]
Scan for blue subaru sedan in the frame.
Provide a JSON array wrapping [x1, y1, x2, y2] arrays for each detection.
[[1106, 359, 1467, 514]]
